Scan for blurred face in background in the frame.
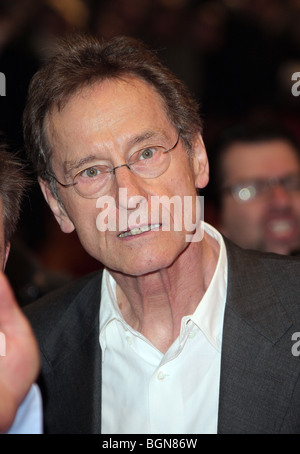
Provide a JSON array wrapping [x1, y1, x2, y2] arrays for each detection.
[[220, 140, 300, 255]]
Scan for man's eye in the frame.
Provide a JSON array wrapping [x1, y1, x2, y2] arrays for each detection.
[[139, 148, 155, 160], [81, 167, 100, 178]]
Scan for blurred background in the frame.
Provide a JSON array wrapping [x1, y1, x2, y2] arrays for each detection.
[[0, 0, 299, 303]]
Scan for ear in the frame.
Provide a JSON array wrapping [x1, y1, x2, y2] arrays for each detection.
[[39, 178, 75, 234], [191, 133, 209, 189]]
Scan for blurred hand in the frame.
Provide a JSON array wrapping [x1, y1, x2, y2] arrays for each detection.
[[0, 272, 40, 433]]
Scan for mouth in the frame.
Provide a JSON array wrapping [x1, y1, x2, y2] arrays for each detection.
[[118, 224, 161, 238], [265, 217, 298, 241]]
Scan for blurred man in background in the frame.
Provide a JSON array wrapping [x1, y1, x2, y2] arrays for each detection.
[[209, 123, 300, 255]]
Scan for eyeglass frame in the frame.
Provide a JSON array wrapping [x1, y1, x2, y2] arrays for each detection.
[[223, 173, 300, 203], [45, 132, 181, 199]]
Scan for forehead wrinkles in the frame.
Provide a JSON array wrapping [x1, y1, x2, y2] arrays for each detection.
[[46, 77, 174, 150]]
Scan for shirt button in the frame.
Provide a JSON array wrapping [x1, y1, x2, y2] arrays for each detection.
[[126, 335, 133, 346], [157, 371, 167, 381]]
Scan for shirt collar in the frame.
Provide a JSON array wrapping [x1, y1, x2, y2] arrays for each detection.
[[100, 222, 228, 352], [188, 223, 227, 351], [100, 268, 122, 330]]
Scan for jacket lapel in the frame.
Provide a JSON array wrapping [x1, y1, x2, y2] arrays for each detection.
[[218, 240, 297, 433], [39, 272, 103, 434]]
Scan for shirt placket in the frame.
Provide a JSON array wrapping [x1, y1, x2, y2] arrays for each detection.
[[148, 321, 194, 434]]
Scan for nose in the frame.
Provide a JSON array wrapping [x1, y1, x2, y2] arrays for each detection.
[[268, 183, 292, 209], [113, 164, 148, 211]]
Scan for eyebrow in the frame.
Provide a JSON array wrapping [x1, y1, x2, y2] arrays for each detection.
[[63, 155, 100, 176], [63, 130, 167, 176], [127, 130, 161, 148]]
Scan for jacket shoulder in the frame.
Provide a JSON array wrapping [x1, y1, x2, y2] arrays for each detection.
[[225, 238, 300, 319], [225, 236, 300, 280], [23, 270, 102, 341]]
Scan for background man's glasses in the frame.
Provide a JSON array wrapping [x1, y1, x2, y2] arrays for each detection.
[[47, 134, 180, 199], [224, 174, 300, 203]]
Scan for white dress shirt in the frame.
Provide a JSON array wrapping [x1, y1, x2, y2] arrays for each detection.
[[100, 223, 228, 434], [7, 384, 43, 434]]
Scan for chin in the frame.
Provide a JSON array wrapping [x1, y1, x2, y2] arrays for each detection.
[[130, 245, 188, 276], [121, 259, 171, 277]]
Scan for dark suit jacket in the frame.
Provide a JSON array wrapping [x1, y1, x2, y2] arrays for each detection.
[[24, 240, 300, 434]]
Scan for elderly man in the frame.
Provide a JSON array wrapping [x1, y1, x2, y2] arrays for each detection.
[[23, 34, 300, 434], [0, 146, 41, 434], [208, 123, 300, 256]]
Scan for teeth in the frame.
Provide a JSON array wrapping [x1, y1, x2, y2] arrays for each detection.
[[118, 224, 160, 238], [269, 220, 293, 234]]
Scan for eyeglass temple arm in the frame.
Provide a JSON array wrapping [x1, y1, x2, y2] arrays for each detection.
[[44, 171, 76, 188]]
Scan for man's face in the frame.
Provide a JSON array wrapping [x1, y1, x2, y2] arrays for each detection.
[[41, 77, 208, 276], [220, 140, 300, 255]]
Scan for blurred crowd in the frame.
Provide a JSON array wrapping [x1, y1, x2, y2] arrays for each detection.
[[0, 0, 299, 302], [1, 0, 300, 137]]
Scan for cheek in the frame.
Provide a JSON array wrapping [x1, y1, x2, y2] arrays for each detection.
[[64, 196, 99, 227], [66, 201, 103, 246]]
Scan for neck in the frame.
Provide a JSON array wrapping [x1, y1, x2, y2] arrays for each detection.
[[109, 232, 220, 353]]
